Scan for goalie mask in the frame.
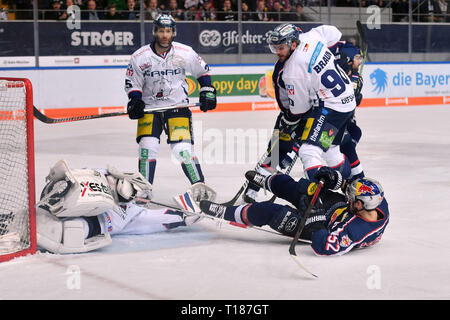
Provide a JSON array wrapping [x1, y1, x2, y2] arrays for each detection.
[[346, 177, 384, 210], [153, 14, 176, 48]]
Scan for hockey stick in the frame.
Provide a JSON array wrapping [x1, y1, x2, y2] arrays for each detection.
[[356, 20, 369, 85], [288, 179, 324, 278], [219, 132, 280, 206], [33, 102, 200, 124], [268, 152, 299, 203], [356, 20, 368, 74], [139, 198, 311, 244]]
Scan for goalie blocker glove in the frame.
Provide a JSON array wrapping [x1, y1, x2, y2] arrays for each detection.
[[127, 97, 146, 119], [199, 86, 217, 112]]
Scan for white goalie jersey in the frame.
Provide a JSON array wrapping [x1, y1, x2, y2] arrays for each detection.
[[125, 41, 211, 110], [282, 25, 356, 115], [36, 160, 203, 255]]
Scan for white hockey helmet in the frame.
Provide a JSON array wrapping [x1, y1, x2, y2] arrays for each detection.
[[346, 177, 384, 210]]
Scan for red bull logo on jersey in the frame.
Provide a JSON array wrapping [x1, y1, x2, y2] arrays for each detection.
[[356, 182, 375, 195]]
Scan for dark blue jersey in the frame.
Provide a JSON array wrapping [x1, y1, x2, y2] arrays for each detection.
[[311, 197, 389, 256]]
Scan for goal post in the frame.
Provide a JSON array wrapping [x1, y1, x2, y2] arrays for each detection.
[[0, 77, 36, 262]]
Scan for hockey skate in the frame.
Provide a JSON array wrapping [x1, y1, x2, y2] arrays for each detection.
[[245, 170, 270, 190], [243, 186, 258, 204], [199, 200, 227, 220]]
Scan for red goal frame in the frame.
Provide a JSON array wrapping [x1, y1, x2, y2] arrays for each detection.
[[0, 77, 36, 262]]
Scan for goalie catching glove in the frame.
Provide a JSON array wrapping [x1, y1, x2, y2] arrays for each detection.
[[106, 165, 153, 202]]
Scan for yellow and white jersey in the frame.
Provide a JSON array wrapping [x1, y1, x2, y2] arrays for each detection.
[[125, 41, 210, 110]]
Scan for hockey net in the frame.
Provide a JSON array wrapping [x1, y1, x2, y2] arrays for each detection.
[[0, 78, 36, 262]]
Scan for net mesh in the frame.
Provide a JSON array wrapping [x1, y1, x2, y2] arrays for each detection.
[[0, 80, 31, 255]]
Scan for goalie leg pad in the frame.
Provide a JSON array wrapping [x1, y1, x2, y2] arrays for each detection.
[[36, 209, 112, 254]]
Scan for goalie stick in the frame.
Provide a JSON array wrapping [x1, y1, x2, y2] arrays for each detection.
[[33, 103, 200, 124], [137, 197, 311, 244], [288, 179, 324, 278]]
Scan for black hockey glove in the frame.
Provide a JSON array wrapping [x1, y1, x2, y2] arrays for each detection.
[[199, 86, 217, 112], [355, 92, 363, 106], [355, 76, 363, 106], [303, 207, 327, 239], [127, 98, 146, 120], [296, 190, 324, 213], [314, 166, 343, 191], [279, 112, 301, 135]]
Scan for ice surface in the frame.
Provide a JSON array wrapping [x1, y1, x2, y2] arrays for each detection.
[[1, 105, 450, 300]]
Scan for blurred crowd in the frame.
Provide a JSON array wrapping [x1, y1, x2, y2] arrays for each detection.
[[1, 0, 449, 22]]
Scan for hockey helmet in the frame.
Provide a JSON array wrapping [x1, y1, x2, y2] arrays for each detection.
[[267, 24, 302, 54], [153, 14, 177, 37], [339, 41, 361, 62], [346, 177, 384, 210]]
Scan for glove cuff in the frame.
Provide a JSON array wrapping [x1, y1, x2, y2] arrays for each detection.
[[199, 86, 216, 93]]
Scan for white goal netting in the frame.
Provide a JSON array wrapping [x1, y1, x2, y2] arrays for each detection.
[[0, 79, 35, 261]]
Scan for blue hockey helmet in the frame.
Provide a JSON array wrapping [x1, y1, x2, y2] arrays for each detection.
[[153, 14, 177, 37], [346, 177, 384, 210], [339, 41, 361, 62], [267, 24, 302, 54]]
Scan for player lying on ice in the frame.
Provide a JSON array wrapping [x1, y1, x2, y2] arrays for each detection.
[[36, 160, 210, 254], [200, 167, 389, 256]]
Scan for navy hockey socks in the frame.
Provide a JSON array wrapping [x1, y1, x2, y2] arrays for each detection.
[[267, 174, 303, 206], [243, 202, 285, 227], [221, 202, 281, 227]]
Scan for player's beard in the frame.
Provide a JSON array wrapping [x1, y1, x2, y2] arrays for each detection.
[[349, 202, 363, 215], [277, 48, 293, 63], [156, 35, 173, 50]]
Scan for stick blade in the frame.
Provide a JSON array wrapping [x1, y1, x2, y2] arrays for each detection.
[[290, 253, 318, 278]]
